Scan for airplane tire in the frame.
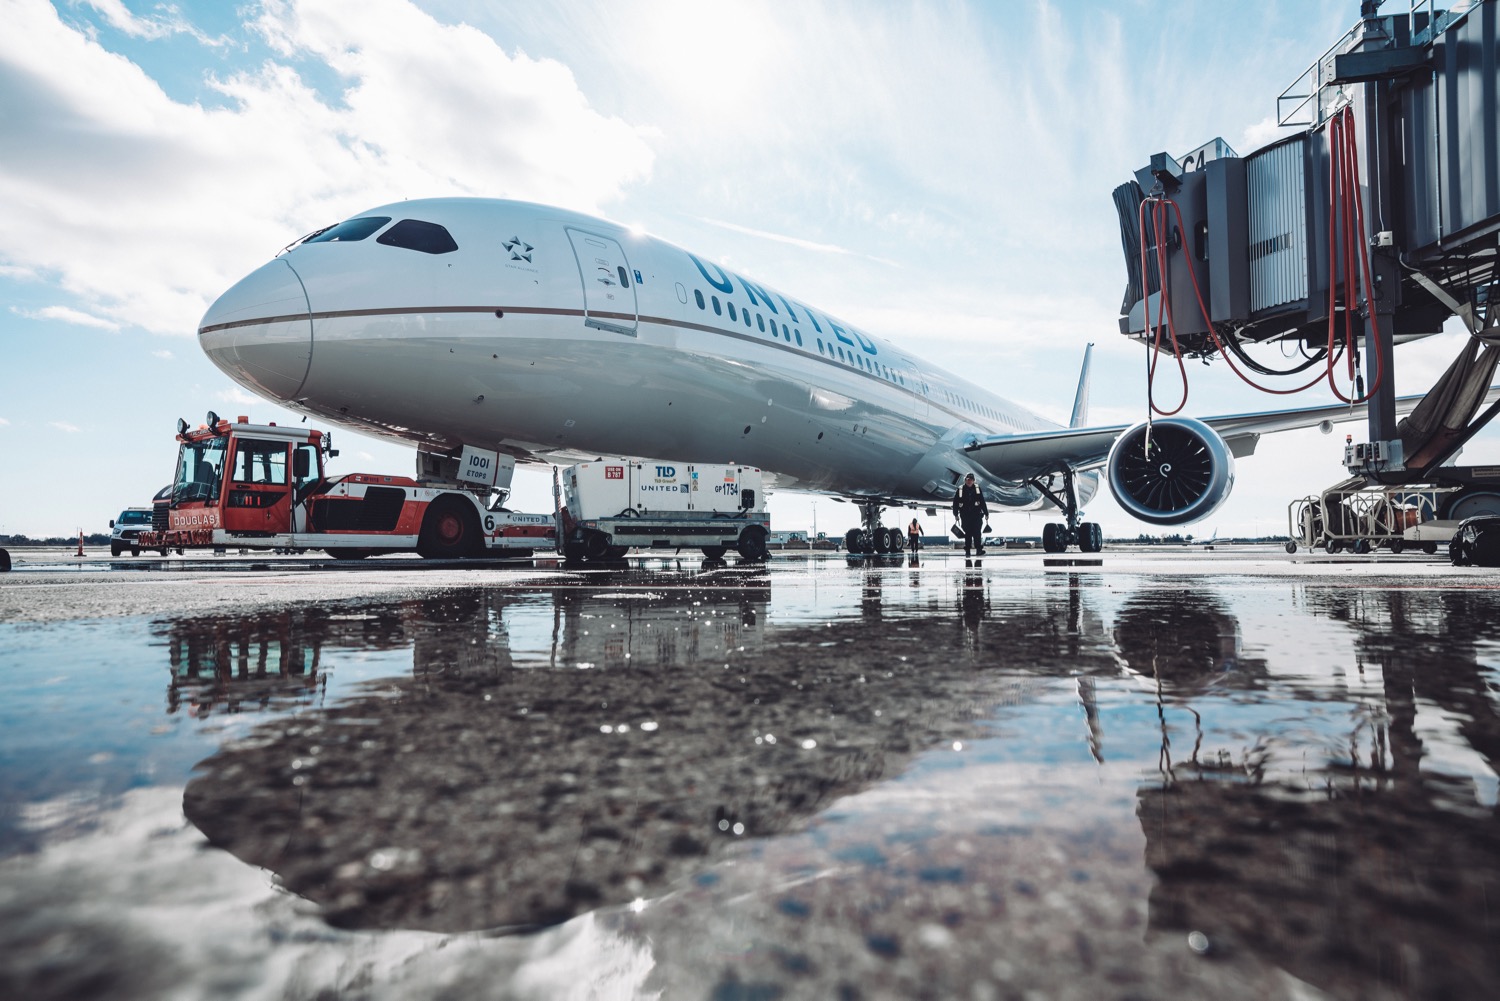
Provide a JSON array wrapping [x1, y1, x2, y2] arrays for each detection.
[[418, 497, 481, 559], [737, 525, 769, 561], [1042, 523, 1065, 553], [701, 545, 727, 559], [1078, 522, 1103, 553], [844, 528, 865, 554]]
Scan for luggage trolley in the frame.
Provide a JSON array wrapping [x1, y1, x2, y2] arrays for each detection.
[[1287, 478, 1451, 555]]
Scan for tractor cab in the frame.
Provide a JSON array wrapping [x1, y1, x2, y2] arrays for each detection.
[[161, 413, 329, 540]]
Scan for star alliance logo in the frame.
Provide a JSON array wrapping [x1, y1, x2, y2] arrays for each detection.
[[503, 236, 534, 263]]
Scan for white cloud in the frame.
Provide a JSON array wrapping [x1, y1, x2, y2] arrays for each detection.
[[217, 387, 261, 406], [0, 0, 654, 336], [698, 217, 905, 269], [49, 420, 81, 433], [12, 304, 121, 330], [0, 417, 10, 426], [151, 349, 174, 360], [1238, 113, 1298, 156], [79, 0, 229, 46]]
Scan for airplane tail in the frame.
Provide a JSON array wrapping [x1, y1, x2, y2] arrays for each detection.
[[1069, 343, 1093, 428]]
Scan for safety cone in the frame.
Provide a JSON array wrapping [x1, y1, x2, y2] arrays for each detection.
[[76, 530, 85, 558]]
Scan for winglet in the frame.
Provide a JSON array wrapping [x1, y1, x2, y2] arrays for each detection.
[[1069, 343, 1093, 428]]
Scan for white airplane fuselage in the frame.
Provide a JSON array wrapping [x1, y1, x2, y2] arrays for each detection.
[[200, 197, 1097, 512]]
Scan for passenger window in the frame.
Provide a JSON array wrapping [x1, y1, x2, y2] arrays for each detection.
[[376, 219, 458, 254], [757, 315, 765, 332], [695, 290, 705, 309], [794, 330, 803, 346], [729, 303, 738, 321], [712, 296, 722, 315]]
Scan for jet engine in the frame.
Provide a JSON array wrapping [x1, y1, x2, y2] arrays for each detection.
[[1105, 417, 1235, 526]]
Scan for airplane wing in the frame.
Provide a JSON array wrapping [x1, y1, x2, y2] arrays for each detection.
[[964, 394, 1435, 483]]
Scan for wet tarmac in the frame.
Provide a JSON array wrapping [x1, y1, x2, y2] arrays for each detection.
[[2, 547, 1500, 1000]]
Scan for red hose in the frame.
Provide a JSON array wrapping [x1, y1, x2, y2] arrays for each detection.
[[1136, 104, 1384, 407]]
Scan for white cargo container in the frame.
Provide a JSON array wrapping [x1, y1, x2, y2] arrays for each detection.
[[559, 460, 770, 561]]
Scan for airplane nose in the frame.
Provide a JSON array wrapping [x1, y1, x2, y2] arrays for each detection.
[[198, 258, 312, 402]]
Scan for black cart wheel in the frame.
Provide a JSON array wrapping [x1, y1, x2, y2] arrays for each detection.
[[418, 497, 481, 559], [737, 525, 769, 561]]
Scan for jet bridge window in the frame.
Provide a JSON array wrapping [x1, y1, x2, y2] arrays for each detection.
[[305, 216, 391, 244], [376, 219, 458, 255]]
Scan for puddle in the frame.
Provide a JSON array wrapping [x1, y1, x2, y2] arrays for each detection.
[[3, 563, 1499, 999]]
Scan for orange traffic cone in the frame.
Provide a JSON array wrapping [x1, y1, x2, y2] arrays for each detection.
[[76, 530, 85, 558]]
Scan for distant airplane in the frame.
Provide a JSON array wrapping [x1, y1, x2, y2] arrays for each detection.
[[199, 198, 1395, 553]]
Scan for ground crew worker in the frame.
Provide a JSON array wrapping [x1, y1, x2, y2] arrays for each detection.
[[952, 473, 989, 556], [907, 517, 922, 553]]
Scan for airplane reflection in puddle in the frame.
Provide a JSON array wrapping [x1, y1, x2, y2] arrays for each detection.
[[173, 574, 1133, 934], [161, 571, 1500, 998]]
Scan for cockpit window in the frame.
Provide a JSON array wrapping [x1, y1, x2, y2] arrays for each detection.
[[376, 219, 459, 255], [305, 216, 391, 243]]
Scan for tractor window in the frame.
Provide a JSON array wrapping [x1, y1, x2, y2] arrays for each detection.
[[175, 436, 228, 503], [231, 439, 289, 485]]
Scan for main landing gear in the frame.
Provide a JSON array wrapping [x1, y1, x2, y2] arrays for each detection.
[[843, 500, 905, 555], [1030, 468, 1103, 554]]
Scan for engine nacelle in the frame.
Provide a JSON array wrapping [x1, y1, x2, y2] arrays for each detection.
[[1105, 417, 1235, 526]]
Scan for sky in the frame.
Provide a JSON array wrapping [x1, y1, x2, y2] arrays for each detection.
[[2, 0, 1492, 541]]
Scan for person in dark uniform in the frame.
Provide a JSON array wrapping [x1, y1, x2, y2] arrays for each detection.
[[952, 473, 989, 556], [907, 517, 922, 554]]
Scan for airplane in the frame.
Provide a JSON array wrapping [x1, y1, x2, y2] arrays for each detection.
[[198, 196, 1417, 554]]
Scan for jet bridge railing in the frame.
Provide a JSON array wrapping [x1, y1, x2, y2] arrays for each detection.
[[1278, 2, 1487, 126]]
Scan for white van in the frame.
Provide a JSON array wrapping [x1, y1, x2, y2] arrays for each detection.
[[109, 507, 157, 556]]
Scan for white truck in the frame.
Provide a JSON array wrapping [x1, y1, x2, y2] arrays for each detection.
[[558, 460, 770, 561]]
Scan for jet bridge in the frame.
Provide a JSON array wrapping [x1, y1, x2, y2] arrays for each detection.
[[1112, 1, 1500, 513]]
